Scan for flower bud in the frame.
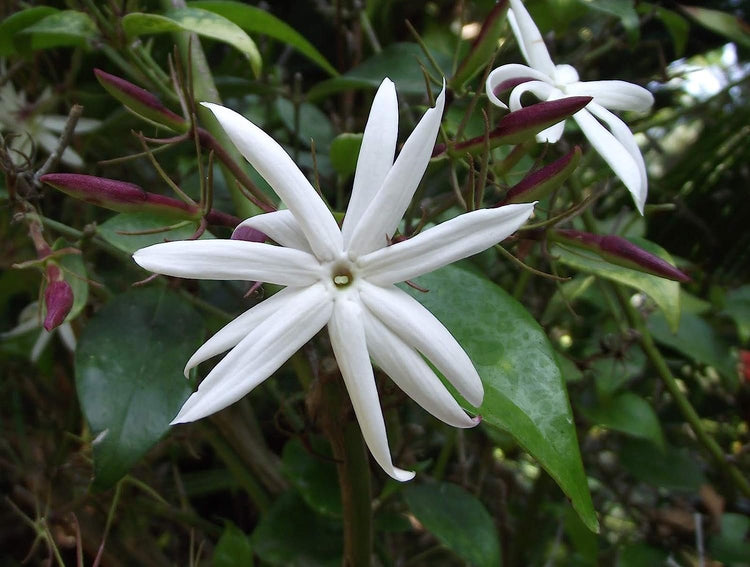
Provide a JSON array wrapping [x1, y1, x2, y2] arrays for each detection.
[[43, 278, 74, 331], [434, 97, 592, 158], [451, 0, 509, 89], [553, 229, 690, 282], [231, 225, 267, 243], [94, 69, 187, 132], [500, 146, 581, 205]]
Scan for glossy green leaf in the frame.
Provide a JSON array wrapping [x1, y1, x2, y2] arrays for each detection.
[[330, 133, 363, 178], [75, 287, 204, 489], [189, 0, 337, 76], [275, 98, 335, 151], [281, 437, 341, 518], [563, 504, 598, 565], [122, 8, 261, 77], [53, 239, 88, 322], [552, 237, 681, 332], [648, 311, 736, 383], [681, 6, 750, 48], [20, 10, 96, 51], [251, 492, 341, 566], [619, 438, 705, 491], [618, 543, 668, 566], [641, 3, 689, 56], [307, 43, 451, 100], [98, 212, 210, 255], [723, 285, 750, 342], [406, 265, 598, 532], [0, 6, 58, 55], [214, 522, 254, 567], [404, 482, 501, 567], [581, 392, 664, 448]]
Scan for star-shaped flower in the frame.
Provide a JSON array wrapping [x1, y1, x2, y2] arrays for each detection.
[[485, 0, 654, 213], [133, 79, 535, 480]]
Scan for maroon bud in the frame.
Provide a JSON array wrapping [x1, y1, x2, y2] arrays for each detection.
[[231, 225, 267, 243], [94, 69, 187, 131], [554, 229, 690, 282], [44, 279, 74, 331], [500, 146, 581, 205]]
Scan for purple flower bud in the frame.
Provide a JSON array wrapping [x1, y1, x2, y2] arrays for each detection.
[[554, 229, 690, 282], [451, 0, 509, 88], [433, 97, 592, 158], [44, 279, 74, 331], [231, 226, 267, 243], [94, 69, 187, 132], [499, 146, 581, 205]]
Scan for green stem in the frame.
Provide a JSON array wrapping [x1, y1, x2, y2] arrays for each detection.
[[321, 377, 373, 567], [613, 284, 750, 497]]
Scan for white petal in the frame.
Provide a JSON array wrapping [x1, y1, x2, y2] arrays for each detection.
[[346, 86, 446, 257], [508, 80, 558, 111], [566, 80, 654, 112], [172, 283, 331, 423], [328, 295, 414, 481], [572, 106, 646, 213], [342, 79, 398, 246], [133, 240, 321, 286], [363, 309, 479, 428], [358, 282, 483, 407], [233, 210, 311, 253], [36, 130, 84, 168], [58, 322, 77, 352], [184, 286, 298, 376], [359, 203, 535, 285], [486, 64, 553, 109], [509, 0, 556, 77], [201, 102, 342, 260], [40, 115, 100, 133]]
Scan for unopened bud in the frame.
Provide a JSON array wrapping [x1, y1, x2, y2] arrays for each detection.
[[231, 225, 267, 243], [553, 229, 690, 282], [44, 277, 74, 331], [500, 146, 581, 205], [94, 69, 187, 131]]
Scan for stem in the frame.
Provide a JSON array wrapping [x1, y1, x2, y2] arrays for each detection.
[[321, 377, 373, 567], [613, 284, 750, 497]]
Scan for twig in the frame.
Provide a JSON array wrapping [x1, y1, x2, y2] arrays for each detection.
[[34, 104, 83, 185]]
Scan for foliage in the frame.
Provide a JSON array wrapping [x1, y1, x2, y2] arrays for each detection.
[[1, 0, 748, 565]]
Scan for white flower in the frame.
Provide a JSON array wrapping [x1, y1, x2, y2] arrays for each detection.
[[133, 79, 535, 480], [485, 0, 654, 213], [0, 79, 99, 168]]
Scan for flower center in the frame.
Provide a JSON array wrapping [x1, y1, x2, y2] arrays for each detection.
[[332, 264, 354, 288]]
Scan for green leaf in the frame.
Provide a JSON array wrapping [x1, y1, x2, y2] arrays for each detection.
[[619, 438, 705, 491], [648, 311, 736, 384], [275, 98, 335, 151], [552, 237, 681, 332], [618, 543, 669, 566], [0, 6, 58, 56], [20, 10, 96, 51], [98, 212, 210, 255], [122, 8, 261, 77], [75, 287, 204, 489], [189, 0, 338, 76], [640, 3, 689, 56], [404, 482, 501, 567], [579, 0, 639, 42], [723, 285, 750, 343], [251, 492, 341, 566], [406, 265, 598, 532], [681, 6, 750, 48], [581, 392, 664, 448], [329, 134, 363, 178], [53, 240, 88, 322], [214, 522, 254, 567], [281, 437, 341, 518], [307, 43, 451, 100], [710, 513, 750, 564], [451, 1, 509, 89]]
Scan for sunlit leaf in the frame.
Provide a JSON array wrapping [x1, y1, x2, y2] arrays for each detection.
[[122, 8, 262, 77], [406, 265, 598, 532], [189, 0, 338, 76]]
